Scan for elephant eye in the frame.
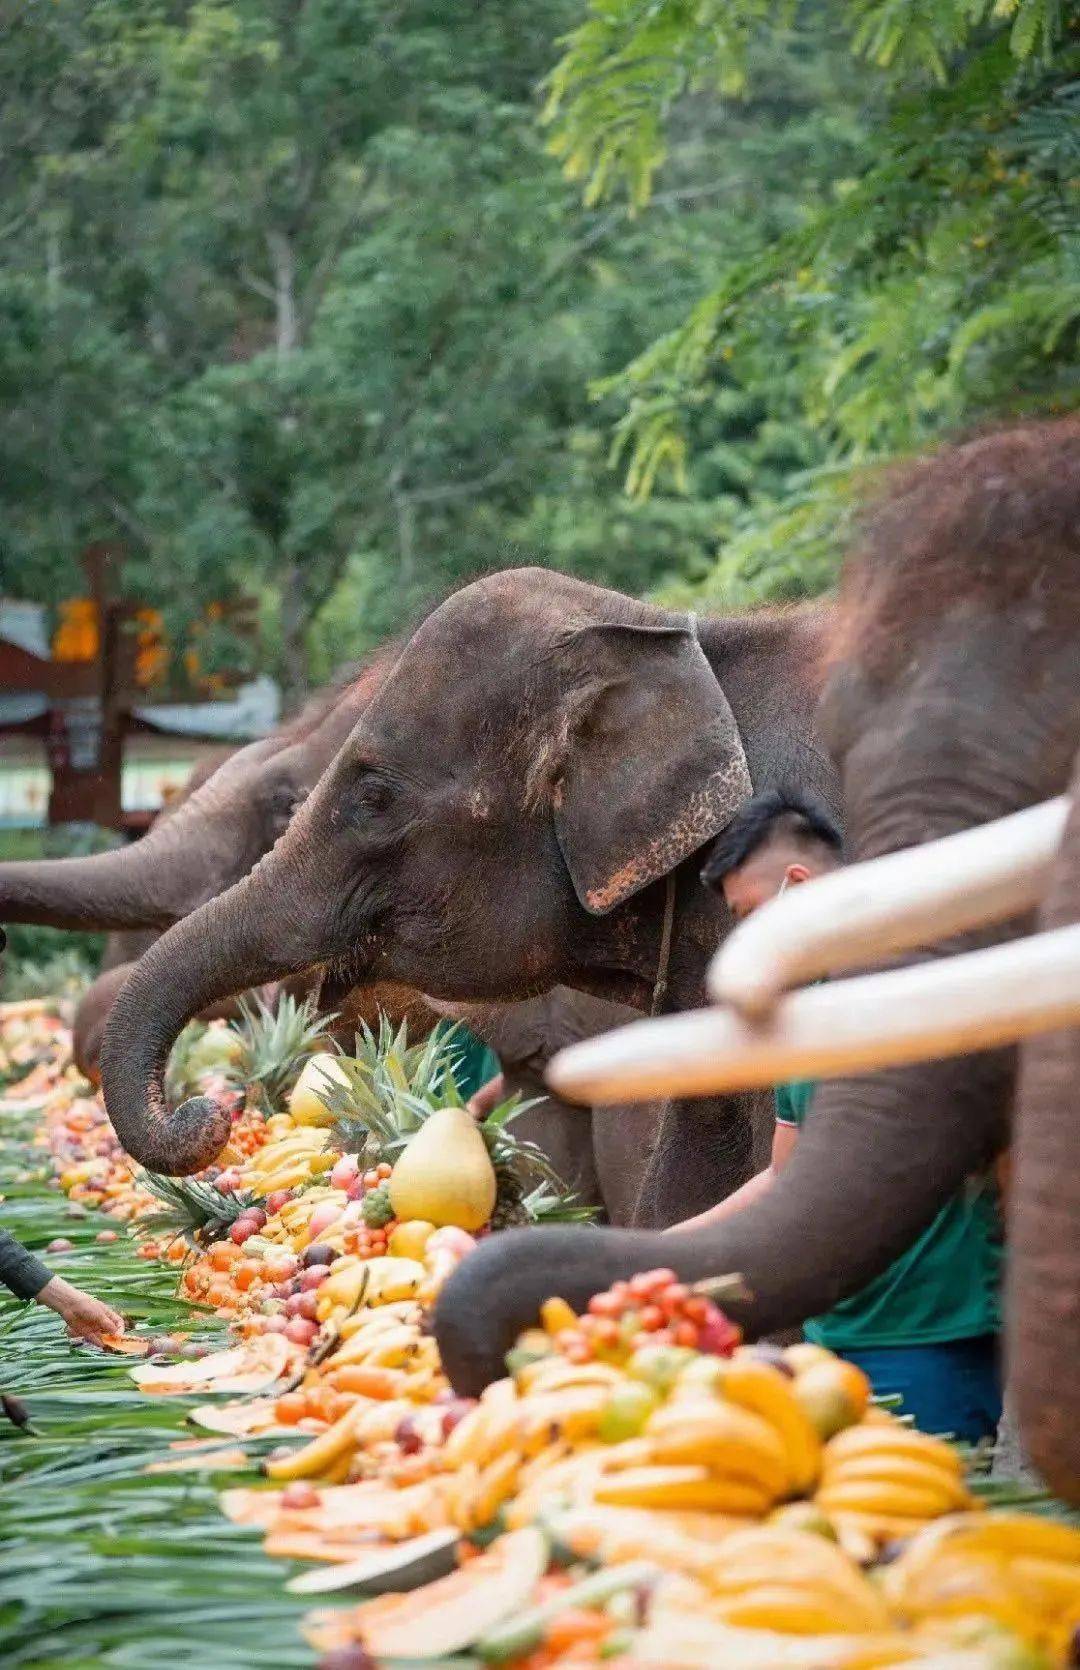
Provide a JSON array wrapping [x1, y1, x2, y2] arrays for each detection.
[[351, 769, 394, 818]]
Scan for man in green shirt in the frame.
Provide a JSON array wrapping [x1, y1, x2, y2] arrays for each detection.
[[672, 789, 1003, 1442]]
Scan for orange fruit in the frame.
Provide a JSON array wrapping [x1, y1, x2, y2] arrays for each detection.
[[275, 1393, 307, 1425]]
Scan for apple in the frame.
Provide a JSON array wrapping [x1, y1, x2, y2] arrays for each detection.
[[330, 1155, 360, 1192]]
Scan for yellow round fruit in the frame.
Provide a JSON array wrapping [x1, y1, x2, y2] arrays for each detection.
[[288, 1053, 352, 1127], [388, 1219, 436, 1260]]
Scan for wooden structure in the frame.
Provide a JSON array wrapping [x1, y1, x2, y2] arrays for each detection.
[[0, 547, 258, 833]]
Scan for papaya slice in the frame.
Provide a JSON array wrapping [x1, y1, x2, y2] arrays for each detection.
[[133, 1334, 293, 1394], [304, 1526, 548, 1658]]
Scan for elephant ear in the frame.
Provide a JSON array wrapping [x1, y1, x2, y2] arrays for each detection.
[[553, 620, 752, 914]]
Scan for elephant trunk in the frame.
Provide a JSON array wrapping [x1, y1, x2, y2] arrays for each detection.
[[0, 828, 213, 933], [100, 845, 340, 1174], [436, 944, 1012, 1395], [1010, 765, 1080, 1505]]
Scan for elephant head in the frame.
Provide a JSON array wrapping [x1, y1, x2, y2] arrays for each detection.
[[99, 569, 771, 1175], [431, 418, 1080, 1406]]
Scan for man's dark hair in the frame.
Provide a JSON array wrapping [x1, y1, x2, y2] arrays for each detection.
[[702, 788, 843, 889]]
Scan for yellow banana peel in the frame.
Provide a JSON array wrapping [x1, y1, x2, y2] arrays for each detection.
[[710, 1358, 823, 1495], [594, 1464, 771, 1514]]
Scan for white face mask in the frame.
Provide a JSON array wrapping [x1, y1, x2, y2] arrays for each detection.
[[776, 874, 790, 901]]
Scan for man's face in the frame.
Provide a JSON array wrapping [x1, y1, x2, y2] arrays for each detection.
[[721, 842, 826, 922]]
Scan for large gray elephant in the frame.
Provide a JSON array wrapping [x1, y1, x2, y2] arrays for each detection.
[[3, 638, 658, 1220], [98, 570, 835, 1204], [429, 420, 1080, 1507]]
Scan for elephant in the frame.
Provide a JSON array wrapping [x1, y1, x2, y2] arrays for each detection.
[[3, 639, 664, 1220], [426, 419, 1080, 1503], [97, 568, 836, 1210], [0, 657, 393, 939]]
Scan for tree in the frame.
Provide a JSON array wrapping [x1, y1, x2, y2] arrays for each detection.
[[545, 0, 1080, 608]]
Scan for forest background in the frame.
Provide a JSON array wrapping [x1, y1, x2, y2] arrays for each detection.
[[2, 0, 1078, 700]]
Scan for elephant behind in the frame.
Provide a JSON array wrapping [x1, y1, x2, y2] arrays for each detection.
[[431, 418, 1080, 1512], [98, 570, 836, 1213]]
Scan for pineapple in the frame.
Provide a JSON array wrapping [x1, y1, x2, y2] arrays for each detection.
[[225, 992, 336, 1114], [132, 1172, 258, 1253], [320, 1018, 599, 1230]]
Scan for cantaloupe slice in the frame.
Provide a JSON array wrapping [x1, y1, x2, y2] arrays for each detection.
[[288, 1528, 461, 1594], [133, 1334, 293, 1394], [187, 1398, 281, 1436], [304, 1526, 548, 1658]]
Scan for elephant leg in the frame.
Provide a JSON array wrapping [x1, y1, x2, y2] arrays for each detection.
[[632, 1090, 767, 1228], [591, 1101, 663, 1226], [1011, 759, 1080, 1506], [496, 1066, 602, 1213]]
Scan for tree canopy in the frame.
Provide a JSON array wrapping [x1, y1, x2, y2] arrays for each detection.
[[2, 0, 1076, 689], [545, 0, 1080, 607]]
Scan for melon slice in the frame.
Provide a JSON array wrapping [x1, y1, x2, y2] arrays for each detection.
[[304, 1526, 548, 1658], [188, 1398, 281, 1436], [133, 1334, 293, 1394], [288, 1528, 461, 1595]]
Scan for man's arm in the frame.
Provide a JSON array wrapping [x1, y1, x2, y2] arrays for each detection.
[[0, 1227, 51, 1300], [467, 1073, 507, 1119], [1, 1227, 125, 1340], [666, 1123, 799, 1233]]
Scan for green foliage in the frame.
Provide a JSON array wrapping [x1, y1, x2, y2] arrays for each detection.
[[0, 1108, 313, 1668], [545, 0, 1080, 610], [0, 0, 750, 692]]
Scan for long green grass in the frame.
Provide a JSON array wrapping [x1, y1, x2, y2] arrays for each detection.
[[0, 1108, 316, 1670]]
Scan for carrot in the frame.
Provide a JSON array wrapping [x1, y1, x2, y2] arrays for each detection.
[[543, 1609, 612, 1653], [324, 1365, 405, 1399]]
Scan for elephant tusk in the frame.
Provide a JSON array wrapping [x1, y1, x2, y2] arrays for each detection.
[[709, 797, 1070, 1018], [548, 922, 1080, 1104]]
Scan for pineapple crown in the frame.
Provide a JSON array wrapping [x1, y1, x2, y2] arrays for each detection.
[[224, 992, 337, 1112], [318, 1018, 598, 1223], [132, 1172, 258, 1253]]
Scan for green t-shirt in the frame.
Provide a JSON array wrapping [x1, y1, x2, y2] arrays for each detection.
[[774, 1080, 1003, 1352], [435, 1023, 501, 1101]]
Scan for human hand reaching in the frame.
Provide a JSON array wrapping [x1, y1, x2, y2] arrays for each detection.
[[36, 1276, 125, 1343]]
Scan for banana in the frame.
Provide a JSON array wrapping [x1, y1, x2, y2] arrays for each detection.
[[517, 1359, 623, 1396], [892, 1512, 1080, 1576], [828, 1510, 941, 1547], [820, 1454, 973, 1510], [265, 1402, 364, 1482], [517, 1384, 610, 1449], [540, 1296, 579, 1336], [1011, 1555, 1080, 1615], [645, 1400, 788, 1498], [594, 1464, 771, 1514], [440, 1405, 491, 1471], [823, 1425, 964, 1478], [708, 1358, 823, 1495], [900, 1587, 1046, 1646], [709, 1562, 891, 1626], [816, 1479, 965, 1519], [710, 1583, 877, 1635], [464, 1450, 521, 1530], [250, 1161, 321, 1194], [705, 1525, 891, 1625], [332, 1324, 422, 1369]]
